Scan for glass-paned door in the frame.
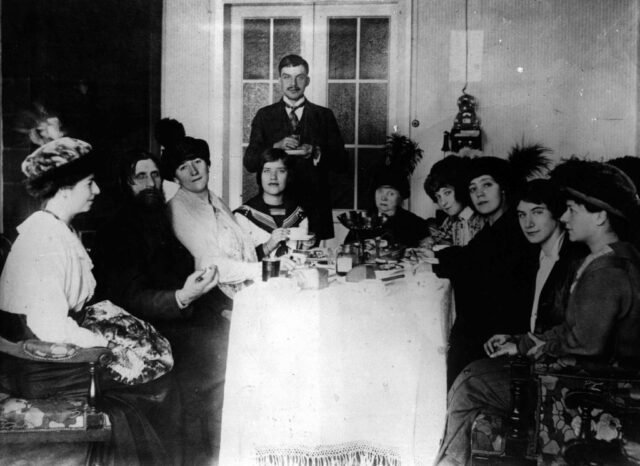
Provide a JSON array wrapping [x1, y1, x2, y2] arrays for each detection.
[[323, 16, 390, 210], [229, 7, 313, 208], [229, 3, 404, 220]]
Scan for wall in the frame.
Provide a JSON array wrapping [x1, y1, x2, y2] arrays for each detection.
[[1, 0, 162, 240], [161, 0, 223, 195], [162, 0, 640, 219], [410, 0, 639, 218]]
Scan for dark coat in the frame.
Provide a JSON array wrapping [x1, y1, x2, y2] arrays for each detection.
[[343, 207, 430, 248], [92, 204, 232, 328], [520, 241, 640, 366], [522, 238, 588, 334], [434, 209, 537, 386], [435, 209, 537, 338], [91, 203, 231, 460], [244, 99, 347, 240]]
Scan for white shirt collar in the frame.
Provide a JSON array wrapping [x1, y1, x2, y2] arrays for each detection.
[[540, 231, 565, 263], [283, 96, 306, 108], [457, 206, 474, 221]]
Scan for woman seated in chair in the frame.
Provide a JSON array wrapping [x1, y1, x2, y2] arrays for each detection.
[[164, 137, 294, 299], [0, 138, 179, 465], [436, 160, 640, 466], [344, 167, 430, 247], [426, 155, 539, 387], [234, 148, 310, 259], [424, 155, 486, 247]]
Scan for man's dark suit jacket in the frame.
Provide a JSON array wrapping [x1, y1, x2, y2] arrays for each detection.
[[91, 204, 231, 459], [244, 99, 347, 240]]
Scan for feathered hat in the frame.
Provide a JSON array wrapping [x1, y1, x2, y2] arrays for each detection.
[[370, 130, 424, 200], [468, 142, 552, 201], [21, 137, 96, 198]]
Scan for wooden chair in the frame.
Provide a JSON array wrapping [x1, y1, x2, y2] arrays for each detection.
[[471, 356, 640, 465], [0, 234, 113, 464], [471, 355, 537, 465]]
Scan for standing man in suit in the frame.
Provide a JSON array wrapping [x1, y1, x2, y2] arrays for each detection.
[[245, 54, 347, 241]]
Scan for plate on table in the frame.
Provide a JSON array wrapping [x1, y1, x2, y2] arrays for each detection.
[[285, 149, 307, 156], [304, 249, 327, 260]]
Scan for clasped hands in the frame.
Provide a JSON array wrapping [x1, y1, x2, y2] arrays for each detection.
[[484, 332, 546, 358], [273, 136, 313, 157]]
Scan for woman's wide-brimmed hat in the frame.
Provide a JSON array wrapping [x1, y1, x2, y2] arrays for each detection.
[[551, 158, 640, 220], [160, 136, 210, 180], [21, 137, 94, 182]]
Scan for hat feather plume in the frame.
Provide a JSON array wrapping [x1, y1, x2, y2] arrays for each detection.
[[508, 140, 552, 181], [384, 131, 424, 176]]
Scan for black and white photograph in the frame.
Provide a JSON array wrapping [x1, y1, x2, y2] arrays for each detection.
[[1, 1, 640, 465]]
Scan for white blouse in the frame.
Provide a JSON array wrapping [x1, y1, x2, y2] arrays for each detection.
[[0, 211, 108, 348], [169, 188, 260, 298]]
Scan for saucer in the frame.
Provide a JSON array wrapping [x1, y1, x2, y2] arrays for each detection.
[[285, 149, 307, 156]]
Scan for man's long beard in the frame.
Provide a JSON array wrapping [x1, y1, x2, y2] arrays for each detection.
[[132, 188, 173, 248]]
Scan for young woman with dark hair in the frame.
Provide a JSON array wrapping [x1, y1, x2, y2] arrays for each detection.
[[427, 156, 539, 387], [234, 148, 310, 259], [165, 137, 294, 299], [424, 155, 485, 246]]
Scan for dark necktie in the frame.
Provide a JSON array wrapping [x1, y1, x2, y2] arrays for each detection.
[[286, 103, 304, 133]]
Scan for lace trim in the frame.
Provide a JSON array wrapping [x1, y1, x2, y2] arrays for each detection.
[[255, 442, 401, 466]]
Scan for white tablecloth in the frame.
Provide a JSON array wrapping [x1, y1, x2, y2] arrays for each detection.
[[219, 271, 451, 466]]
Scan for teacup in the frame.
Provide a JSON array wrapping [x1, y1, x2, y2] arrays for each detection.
[[288, 227, 309, 241]]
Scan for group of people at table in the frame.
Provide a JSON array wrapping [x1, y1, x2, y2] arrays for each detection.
[[0, 52, 639, 466]]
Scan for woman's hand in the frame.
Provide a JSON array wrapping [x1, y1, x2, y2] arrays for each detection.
[[419, 236, 435, 249], [484, 334, 513, 356], [415, 247, 435, 259], [278, 256, 296, 271], [264, 228, 289, 255], [299, 233, 317, 250]]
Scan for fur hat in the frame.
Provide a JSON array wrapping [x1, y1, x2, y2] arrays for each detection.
[[424, 155, 472, 205], [468, 156, 514, 192], [21, 137, 94, 181], [160, 136, 210, 180], [551, 159, 640, 220], [372, 167, 410, 199]]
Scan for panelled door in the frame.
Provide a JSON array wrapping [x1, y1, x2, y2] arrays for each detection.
[[229, 2, 406, 241]]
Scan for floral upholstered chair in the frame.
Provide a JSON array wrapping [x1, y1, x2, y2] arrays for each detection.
[[0, 335, 112, 459], [471, 356, 640, 466], [0, 235, 112, 465]]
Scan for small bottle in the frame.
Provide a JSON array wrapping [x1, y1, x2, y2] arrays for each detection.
[[336, 245, 355, 276]]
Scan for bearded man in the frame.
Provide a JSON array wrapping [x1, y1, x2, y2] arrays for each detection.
[[92, 150, 229, 466]]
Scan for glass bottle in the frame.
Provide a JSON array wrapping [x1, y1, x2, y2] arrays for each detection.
[[336, 244, 355, 276]]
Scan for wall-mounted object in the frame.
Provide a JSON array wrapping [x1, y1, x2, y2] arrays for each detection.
[[449, 93, 482, 153]]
